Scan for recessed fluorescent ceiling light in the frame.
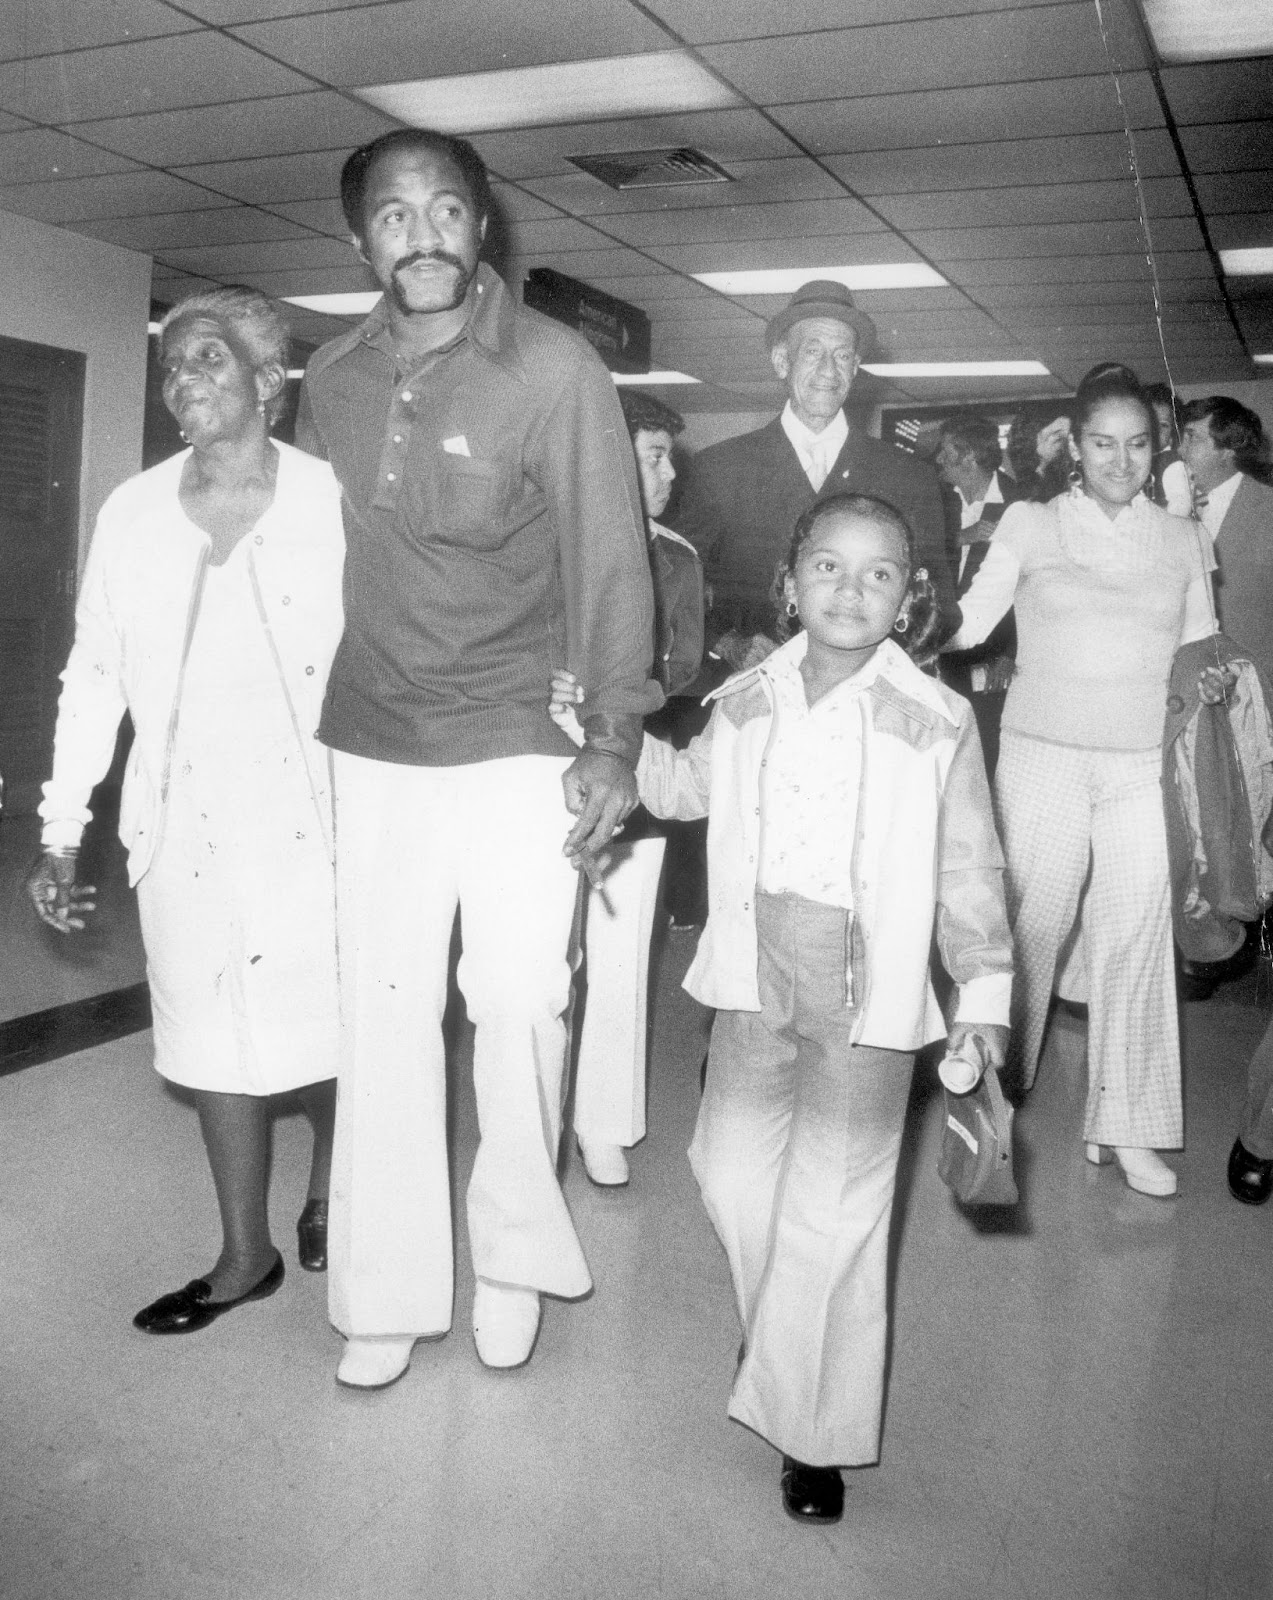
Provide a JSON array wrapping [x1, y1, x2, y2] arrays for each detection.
[[1220, 248, 1273, 276], [862, 361, 1051, 377], [283, 293, 382, 315], [1141, 0, 1273, 61], [1253, 354, 1273, 365], [695, 265, 946, 294], [612, 370, 701, 385], [355, 52, 739, 135]]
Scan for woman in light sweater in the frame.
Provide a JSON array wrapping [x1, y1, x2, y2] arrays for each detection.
[[946, 363, 1218, 1197]]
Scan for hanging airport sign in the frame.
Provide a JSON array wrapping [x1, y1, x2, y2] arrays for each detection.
[[523, 267, 651, 374]]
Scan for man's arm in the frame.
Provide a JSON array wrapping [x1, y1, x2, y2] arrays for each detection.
[[531, 345, 662, 768]]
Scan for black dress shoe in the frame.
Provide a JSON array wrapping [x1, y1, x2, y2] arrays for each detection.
[[133, 1252, 285, 1335], [297, 1199, 328, 1272], [1228, 1138, 1273, 1205], [780, 1456, 844, 1524]]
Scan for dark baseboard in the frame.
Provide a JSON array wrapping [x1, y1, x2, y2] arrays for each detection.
[[0, 983, 152, 1077]]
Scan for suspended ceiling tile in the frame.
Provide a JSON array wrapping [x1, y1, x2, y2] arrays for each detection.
[[698, 5, 1147, 105], [825, 130, 1180, 196], [172, 150, 353, 206], [0, 166, 233, 224], [1159, 59, 1273, 127], [647, 233, 927, 273], [230, 0, 670, 83], [520, 158, 846, 218], [222, 263, 378, 295], [0, 0, 202, 61], [268, 197, 355, 236], [515, 246, 661, 278], [1177, 121, 1273, 174], [774, 73, 1162, 157], [1209, 213, 1273, 251], [854, 287, 977, 312], [580, 273, 719, 300], [973, 279, 1201, 307], [1193, 172, 1273, 214], [74, 90, 397, 169], [874, 177, 1193, 233], [1000, 303, 1228, 330], [158, 234, 361, 275], [506, 216, 620, 254], [910, 216, 1205, 261], [469, 109, 798, 181], [946, 250, 1212, 285], [0, 32, 313, 125], [595, 197, 886, 250], [486, 182, 563, 223], [78, 204, 316, 251], [176, 0, 406, 24], [646, 0, 1062, 42], [0, 127, 141, 186]]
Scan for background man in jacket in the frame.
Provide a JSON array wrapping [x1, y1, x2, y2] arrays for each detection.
[[675, 279, 956, 667]]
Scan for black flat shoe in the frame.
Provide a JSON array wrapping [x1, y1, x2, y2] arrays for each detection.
[[133, 1252, 285, 1335], [780, 1456, 844, 1524], [297, 1199, 328, 1272], [1228, 1138, 1273, 1206]]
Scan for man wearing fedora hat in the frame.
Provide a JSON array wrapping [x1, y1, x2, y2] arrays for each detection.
[[677, 280, 956, 660]]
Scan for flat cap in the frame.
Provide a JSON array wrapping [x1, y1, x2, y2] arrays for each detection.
[[765, 278, 876, 357]]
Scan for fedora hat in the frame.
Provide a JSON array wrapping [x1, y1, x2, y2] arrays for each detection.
[[765, 279, 876, 357]]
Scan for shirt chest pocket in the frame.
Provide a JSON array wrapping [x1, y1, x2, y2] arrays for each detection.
[[434, 456, 514, 551]]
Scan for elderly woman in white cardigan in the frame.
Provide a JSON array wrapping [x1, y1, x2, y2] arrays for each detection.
[[28, 287, 345, 1335]]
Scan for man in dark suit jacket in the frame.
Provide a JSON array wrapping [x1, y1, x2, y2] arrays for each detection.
[[1180, 395, 1273, 1193], [675, 280, 956, 663], [935, 413, 1026, 775], [1180, 396, 1273, 686]]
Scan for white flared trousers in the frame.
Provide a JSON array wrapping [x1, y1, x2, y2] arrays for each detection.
[[690, 892, 915, 1468], [574, 834, 667, 1149], [995, 732, 1183, 1148], [327, 750, 591, 1339]]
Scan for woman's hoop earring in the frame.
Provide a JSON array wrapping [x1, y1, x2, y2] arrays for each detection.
[[894, 614, 910, 633], [785, 598, 799, 618], [1068, 463, 1083, 487]]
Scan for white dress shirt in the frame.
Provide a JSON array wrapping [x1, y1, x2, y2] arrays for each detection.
[[780, 402, 848, 492]]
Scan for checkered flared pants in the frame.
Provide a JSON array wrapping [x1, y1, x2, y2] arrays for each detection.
[[995, 732, 1183, 1149]]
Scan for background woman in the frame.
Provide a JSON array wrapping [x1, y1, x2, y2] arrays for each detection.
[[28, 287, 345, 1332], [946, 363, 1218, 1197]]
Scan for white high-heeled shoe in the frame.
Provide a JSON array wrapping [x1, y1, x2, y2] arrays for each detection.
[[1086, 1143, 1178, 1197]]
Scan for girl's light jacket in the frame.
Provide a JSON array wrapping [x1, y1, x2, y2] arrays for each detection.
[[637, 635, 1013, 1051], [38, 443, 346, 887]]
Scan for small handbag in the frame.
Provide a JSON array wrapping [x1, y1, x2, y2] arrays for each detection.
[[938, 1064, 1019, 1207]]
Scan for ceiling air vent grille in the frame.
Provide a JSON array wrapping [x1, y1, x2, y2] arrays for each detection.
[[568, 147, 733, 190]]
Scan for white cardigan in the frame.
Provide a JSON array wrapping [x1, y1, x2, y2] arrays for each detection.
[[39, 442, 346, 886], [637, 636, 1013, 1050]]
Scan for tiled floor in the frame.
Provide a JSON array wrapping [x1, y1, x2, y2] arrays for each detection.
[[1, 803, 1271, 1598], [1, 916, 1271, 1598]]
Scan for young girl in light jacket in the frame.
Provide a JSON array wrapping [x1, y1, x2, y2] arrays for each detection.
[[555, 492, 1013, 1524]]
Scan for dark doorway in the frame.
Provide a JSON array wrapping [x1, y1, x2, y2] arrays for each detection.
[[0, 334, 85, 813]]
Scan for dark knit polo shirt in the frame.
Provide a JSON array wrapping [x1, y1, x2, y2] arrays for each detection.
[[295, 265, 660, 769]]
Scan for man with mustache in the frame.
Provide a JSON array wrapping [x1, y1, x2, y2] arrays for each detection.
[[296, 128, 660, 1387]]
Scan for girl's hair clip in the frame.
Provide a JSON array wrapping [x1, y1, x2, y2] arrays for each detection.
[[914, 567, 928, 581]]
